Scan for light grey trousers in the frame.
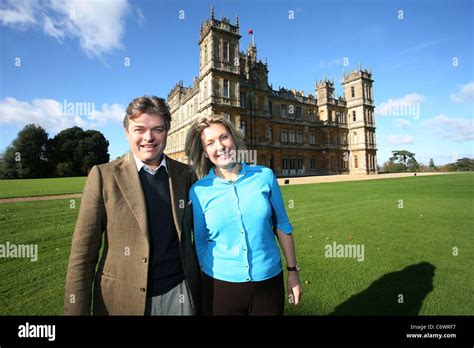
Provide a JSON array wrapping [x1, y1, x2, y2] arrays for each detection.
[[145, 279, 196, 316]]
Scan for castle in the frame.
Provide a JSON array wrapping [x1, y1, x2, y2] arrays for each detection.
[[166, 6, 377, 176]]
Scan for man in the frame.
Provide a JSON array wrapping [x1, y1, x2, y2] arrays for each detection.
[[64, 96, 201, 315]]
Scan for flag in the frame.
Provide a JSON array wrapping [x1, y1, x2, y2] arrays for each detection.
[[248, 29, 253, 35]]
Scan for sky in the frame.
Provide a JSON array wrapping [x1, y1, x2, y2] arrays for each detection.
[[0, 0, 473, 166]]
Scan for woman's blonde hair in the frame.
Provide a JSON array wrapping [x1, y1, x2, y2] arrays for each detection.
[[185, 114, 245, 178]]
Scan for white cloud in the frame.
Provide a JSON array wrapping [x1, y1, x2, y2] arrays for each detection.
[[450, 81, 474, 104], [425, 114, 474, 142], [0, 97, 125, 134], [376, 93, 425, 119], [388, 135, 413, 145], [0, 0, 38, 28], [88, 103, 124, 126], [0, 0, 132, 57], [135, 7, 145, 26], [42, 14, 65, 40], [394, 119, 411, 129]]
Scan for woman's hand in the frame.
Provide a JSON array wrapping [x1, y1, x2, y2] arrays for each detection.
[[287, 271, 302, 305]]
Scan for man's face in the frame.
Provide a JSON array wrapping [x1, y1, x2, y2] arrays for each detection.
[[125, 113, 168, 168]]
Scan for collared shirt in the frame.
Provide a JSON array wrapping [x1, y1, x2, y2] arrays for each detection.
[[189, 163, 293, 283], [133, 154, 168, 175]]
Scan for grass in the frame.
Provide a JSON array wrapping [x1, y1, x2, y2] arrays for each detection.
[[282, 173, 474, 315], [0, 173, 472, 315], [0, 177, 87, 199], [0, 199, 80, 315]]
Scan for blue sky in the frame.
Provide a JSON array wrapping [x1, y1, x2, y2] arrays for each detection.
[[1, 0, 473, 166]]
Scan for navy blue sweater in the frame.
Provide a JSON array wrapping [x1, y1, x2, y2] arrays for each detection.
[[139, 167, 184, 296]]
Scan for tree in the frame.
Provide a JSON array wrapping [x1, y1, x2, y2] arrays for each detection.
[[76, 130, 110, 174], [437, 158, 474, 172], [453, 158, 474, 171], [406, 158, 420, 172], [427, 158, 438, 172], [382, 160, 405, 173], [49, 127, 109, 176], [388, 150, 418, 172], [48, 127, 85, 176], [0, 124, 53, 179]]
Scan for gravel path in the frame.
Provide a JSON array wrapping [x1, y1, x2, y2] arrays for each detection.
[[276, 172, 460, 186], [0, 193, 83, 204]]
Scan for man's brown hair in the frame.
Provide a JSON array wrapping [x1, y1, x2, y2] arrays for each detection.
[[123, 96, 171, 130]]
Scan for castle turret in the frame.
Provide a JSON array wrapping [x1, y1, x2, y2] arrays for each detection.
[[198, 7, 241, 115], [342, 67, 377, 174]]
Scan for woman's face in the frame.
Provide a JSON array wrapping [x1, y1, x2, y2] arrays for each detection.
[[201, 123, 237, 169]]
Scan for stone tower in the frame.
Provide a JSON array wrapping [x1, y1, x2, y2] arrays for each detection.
[[316, 77, 335, 122], [198, 6, 241, 117], [342, 66, 377, 174]]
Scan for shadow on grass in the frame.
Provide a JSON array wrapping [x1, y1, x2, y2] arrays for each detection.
[[331, 262, 435, 315]]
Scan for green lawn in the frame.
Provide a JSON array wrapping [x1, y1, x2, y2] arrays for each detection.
[[0, 177, 87, 199], [0, 199, 79, 315], [0, 173, 472, 315], [282, 173, 474, 315]]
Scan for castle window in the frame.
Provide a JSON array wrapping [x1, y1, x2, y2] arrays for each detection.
[[340, 134, 347, 145], [223, 41, 229, 61], [352, 111, 356, 122], [266, 126, 272, 141], [338, 112, 346, 124], [298, 158, 304, 172], [282, 157, 289, 170], [297, 131, 303, 143], [281, 104, 288, 118], [288, 105, 295, 119], [310, 158, 316, 170], [354, 155, 358, 169], [268, 101, 273, 116], [309, 132, 316, 145], [289, 130, 296, 143], [351, 86, 355, 98], [223, 79, 229, 98], [281, 129, 288, 142], [296, 106, 302, 119]]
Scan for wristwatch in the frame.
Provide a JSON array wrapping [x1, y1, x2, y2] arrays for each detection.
[[287, 264, 300, 272]]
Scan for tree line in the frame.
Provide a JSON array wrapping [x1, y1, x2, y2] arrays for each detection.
[[382, 150, 474, 173], [0, 124, 110, 179]]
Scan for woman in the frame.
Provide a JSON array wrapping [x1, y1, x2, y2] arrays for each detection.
[[185, 114, 302, 315]]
